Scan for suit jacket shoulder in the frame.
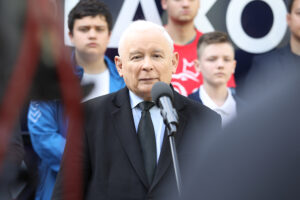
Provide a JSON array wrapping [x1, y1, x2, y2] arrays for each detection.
[[174, 91, 221, 138], [242, 45, 294, 100]]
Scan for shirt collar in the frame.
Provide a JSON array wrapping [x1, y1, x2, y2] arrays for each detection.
[[220, 89, 236, 115], [199, 85, 236, 116], [130, 90, 156, 110]]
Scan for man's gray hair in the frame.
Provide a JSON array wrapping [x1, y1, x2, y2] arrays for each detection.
[[118, 20, 174, 55]]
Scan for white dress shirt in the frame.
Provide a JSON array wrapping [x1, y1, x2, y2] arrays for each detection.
[[199, 86, 237, 127], [129, 91, 165, 163]]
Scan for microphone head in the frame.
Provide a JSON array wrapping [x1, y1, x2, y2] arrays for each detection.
[[151, 81, 174, 104]]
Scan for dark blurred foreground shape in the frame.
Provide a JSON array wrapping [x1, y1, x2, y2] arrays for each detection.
[[0, 124, 25, 200], [0, 0, 83, 199], [0, 0, 31, 199], [178, 68, 300, 200]]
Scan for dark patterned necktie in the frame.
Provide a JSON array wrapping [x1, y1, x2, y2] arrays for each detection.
[[137, 101, 157, 184]]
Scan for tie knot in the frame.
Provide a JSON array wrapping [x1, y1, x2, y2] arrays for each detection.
[[138, 101, 155, 111]]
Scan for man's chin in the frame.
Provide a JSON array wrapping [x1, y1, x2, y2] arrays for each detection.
[[136, 86, 153, 100]]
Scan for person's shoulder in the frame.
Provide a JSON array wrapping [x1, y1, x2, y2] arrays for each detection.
[[195, 29, 203, 38], [104, 55, 117, 73], [104, 55, 125, 85], [83, 89, 119, 107], [176, 93, 222, 133], [253, 45, 289, 63], [104, 55, 114, 67], [176, 92, 219, 118], [82, 90, 121, 121], [29, 99, 62, 112], [187, 89, 201, 103]]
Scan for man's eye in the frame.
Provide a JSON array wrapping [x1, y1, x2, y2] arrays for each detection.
[[131, 55, 141, 60], [153, 54, 162, 58], [96, 27, 105, 32], [207, 57, 216, 61], [79, 27, 89, 32]]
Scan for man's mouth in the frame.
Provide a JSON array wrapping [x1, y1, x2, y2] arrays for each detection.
[[87, 43, 98, 47], [139, 78, 158, 82], [215, 72, 225, 77]]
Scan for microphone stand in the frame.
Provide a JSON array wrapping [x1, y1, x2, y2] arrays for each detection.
[[161, 106, 182, 196], [167, 126, 182, 196]]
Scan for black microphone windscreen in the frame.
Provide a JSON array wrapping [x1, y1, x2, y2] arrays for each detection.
[[151, 81, 174, 104]]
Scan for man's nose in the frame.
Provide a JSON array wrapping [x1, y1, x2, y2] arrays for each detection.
[[217, 60, 225, 69], [142, 57, 153, 70], [88, 29, 97, 38], [182, 0, 191, 7]]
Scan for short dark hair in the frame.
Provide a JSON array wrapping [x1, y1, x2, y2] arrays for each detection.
[[288, 0, 295, 13], [68, 0, 113, 35], [197, 31, 233, 58]]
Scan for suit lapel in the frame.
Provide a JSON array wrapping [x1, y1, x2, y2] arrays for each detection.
[[111, 88, 149, 188], [150, 92, 187, 191]]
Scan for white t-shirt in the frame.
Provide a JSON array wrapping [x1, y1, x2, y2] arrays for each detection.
[[199, 86, 237, 127], [81, 69, 110, 102]]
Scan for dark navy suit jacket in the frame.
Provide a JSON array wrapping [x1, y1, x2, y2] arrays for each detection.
[[52, 87, 221, 200]]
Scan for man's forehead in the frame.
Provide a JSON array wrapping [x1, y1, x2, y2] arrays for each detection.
[[119, 24, 173, 56], [75, 15, 107, 25], [127, 38, 170, 52], [202, 45, 234, 56], [128, 48, 165, 54], [126, 28, 166, 41]]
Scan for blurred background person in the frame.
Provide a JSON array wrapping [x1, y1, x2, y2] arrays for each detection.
[[68, 0, 125, 102], [182, 68, 300, 200], [188, 31, 245, 127], [27, 1, 124, 200], [161, 0, 236, 96], [243, 0, 300, 100]]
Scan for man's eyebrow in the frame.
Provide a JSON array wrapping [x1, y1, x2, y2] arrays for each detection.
[[129, 50, 142, 56], [78, 24, 106, 27], [152, 49, 165, 54]]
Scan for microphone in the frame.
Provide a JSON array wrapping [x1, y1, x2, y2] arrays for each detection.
[[152, 82, 183, 195], [151, 81, 178, 136]]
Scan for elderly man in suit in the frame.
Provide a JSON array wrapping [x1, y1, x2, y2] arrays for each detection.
[[52, 20, 220, 200]]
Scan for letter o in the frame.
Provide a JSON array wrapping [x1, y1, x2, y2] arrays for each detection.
[[226, 0, 287, 53]]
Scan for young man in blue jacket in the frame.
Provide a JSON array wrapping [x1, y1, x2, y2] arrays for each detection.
[[27, 1, 124, 199]]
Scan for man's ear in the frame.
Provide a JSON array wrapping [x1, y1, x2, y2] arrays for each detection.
[[194, 59, 201, 72], [108, 31, 112, 39], [68, 31, 74, 44], [286, 13, 291, 28], [232, 60, 237, 74], [161, 0, 167, 10], [171, 52, 179, 74], [114, 56, 123, 77]]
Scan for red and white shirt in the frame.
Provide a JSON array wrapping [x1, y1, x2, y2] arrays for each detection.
[[171, 29, 236, 96]]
